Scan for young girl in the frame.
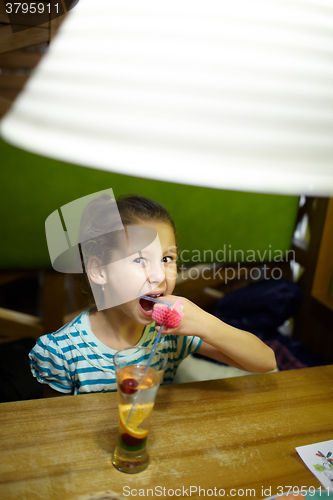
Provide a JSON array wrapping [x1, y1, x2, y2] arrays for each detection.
[[29, 194, 276, 397]]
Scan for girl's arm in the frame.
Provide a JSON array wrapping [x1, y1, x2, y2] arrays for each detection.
[[30, 335, 75, 397], [155, 296, 276, 373], [195, 321, 276, 373]]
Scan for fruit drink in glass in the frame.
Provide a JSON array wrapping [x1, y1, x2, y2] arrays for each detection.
[[112, 346, 166, 473]]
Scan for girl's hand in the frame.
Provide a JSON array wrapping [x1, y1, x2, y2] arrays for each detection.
[[153, 294, 277, 374], [152, 299, 183, 329], [153, 295, 210, 337]]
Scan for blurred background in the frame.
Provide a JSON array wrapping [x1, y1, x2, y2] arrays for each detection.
[[1, 3, 332, 402]]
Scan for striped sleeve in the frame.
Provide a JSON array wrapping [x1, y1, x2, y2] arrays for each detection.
[[29, 335, 74, 394], [183, 335, 202, 357], [158, 334, 202, 385]]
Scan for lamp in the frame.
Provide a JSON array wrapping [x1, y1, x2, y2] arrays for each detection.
[[1, 0, 333, 195]]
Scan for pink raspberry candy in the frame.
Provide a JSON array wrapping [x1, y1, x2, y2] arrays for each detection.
[[152, 300, 183, 329]]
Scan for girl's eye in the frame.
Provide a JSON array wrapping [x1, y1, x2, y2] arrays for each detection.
[[134, 257, 146, 264], [162, 256, 174, 263]]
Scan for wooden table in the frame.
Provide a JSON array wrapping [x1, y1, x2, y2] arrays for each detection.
[[1, 365, 332, 500]]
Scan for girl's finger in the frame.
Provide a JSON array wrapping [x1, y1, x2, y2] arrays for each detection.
[[154, 324, 170, 334]]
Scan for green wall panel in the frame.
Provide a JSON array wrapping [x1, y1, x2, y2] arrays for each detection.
[[0, 139, 299, 269]]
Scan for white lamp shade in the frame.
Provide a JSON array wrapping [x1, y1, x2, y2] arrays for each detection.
[[1, 0, 333, 195]]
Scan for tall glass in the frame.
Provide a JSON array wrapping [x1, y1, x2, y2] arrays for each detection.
[[112, 346, 166, 474]]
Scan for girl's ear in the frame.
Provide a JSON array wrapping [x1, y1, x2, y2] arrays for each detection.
[[86, 256, 106, 285]]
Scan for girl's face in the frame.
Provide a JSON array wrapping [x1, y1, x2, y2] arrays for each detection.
[[103, 220, 177, 324]]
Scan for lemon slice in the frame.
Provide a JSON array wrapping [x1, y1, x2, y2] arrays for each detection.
[[119, 403, 154, 439]]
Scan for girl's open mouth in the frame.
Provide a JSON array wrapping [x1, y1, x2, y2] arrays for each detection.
[[138, 293, 163, 316]]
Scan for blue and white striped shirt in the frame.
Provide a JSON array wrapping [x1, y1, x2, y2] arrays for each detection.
[[29, 309, 202, 395]]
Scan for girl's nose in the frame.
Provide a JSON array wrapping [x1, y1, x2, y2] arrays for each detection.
[[147, 261, 165, 285]]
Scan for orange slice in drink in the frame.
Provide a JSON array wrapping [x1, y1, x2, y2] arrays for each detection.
[[119, 403, 154, 439]]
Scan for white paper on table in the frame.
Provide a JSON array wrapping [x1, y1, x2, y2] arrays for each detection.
[[296, 440, 333, 491]]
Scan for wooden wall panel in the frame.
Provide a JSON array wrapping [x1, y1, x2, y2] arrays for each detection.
[[0, 52, 41, 68]]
